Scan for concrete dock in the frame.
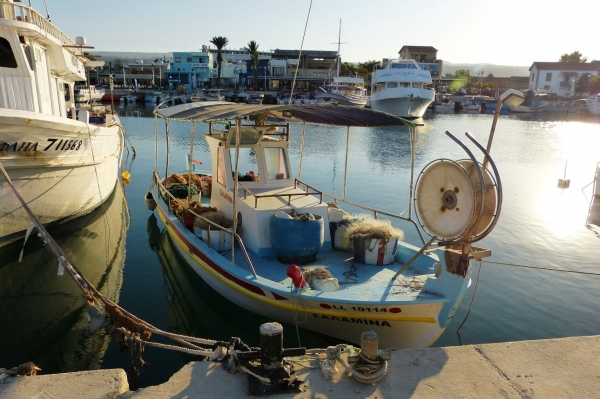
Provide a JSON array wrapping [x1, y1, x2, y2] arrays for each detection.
[[1, 335, 599, 398]]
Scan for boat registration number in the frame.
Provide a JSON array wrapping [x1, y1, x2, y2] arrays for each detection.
[[0, 139, 85, 152]]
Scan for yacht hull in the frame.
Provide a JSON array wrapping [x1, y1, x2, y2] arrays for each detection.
[[0, 110, 123, 247]]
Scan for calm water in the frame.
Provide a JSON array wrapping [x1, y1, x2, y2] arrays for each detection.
[[1, 105, 599, 388]]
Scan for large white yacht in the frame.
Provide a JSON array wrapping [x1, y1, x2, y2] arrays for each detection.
[[0, 1, 124, 247], [370, 58, 435, 118]]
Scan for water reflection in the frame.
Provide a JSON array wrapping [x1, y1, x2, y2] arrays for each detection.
[[148, 215, 332, 349], [0, 183, 128, 372]]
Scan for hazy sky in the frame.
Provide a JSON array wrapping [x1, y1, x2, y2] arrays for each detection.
[[43, 0, 597, 67]]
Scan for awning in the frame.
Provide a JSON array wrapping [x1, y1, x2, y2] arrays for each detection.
[[155, 102, 416, 127]]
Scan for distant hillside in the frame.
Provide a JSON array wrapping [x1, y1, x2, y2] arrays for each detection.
[[442, 62, 530, 78]]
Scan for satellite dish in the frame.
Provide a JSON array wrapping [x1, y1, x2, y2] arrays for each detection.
[[415, 160, 476, 239]]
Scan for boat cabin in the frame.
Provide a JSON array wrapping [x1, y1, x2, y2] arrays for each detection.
[[205, 123, 331, 257]]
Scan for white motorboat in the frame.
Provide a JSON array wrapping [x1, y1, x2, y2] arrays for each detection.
[[461, 96, 481, 111], [0, 1, 125, 247], [370, 59, 435, 118], [74, 85, 105, 103], [314, 21, 367, 107], [585, 94, 600, 116], [147, 101, 505, 349]]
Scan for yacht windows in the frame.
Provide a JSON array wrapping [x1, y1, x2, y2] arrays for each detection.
[[391, 63, 416, 69], [264, 147, 289, 180], [400, 82, 410, 87], [375, 83, 384, 92], [412, 83, 423, 89], [0, 37, 18, 68], [387, 82, 398, 88]]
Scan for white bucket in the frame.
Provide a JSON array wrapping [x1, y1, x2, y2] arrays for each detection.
[[353, 237, 398, 265], [313, 278, 340, 292], [195, 228, 232, 251]]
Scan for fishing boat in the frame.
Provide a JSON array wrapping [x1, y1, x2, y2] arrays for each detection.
[[0, 1, 125, 247], [370, 59, 435, 119], [585, 94, 600, 116], [146, 100, 512, 349], [314, 20, 367, 107]]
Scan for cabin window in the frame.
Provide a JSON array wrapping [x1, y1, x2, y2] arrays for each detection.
[[229, 147, 259, 181], [0, 37, 18, 68], [387, 82, 398, 88], [545, 72, 552, 81], [175, 57, 181, 63], [186, 57, 192, 62], [400, 82, 410, 87], [412, 83, 423, 89], [375, 83, 384, 92], [264, 147, 289, 180]]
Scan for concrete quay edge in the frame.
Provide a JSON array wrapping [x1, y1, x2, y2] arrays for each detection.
[[1, 335, 598, 399]]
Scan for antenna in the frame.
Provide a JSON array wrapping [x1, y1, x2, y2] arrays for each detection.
[[42, 0, 51, 21]]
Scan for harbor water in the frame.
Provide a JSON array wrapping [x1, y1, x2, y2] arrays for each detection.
[[1, 105, 599, 388]]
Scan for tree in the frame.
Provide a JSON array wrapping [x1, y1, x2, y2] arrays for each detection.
[[358, 60, 380, 87], [340, 62, 357, 76], [559, 51, 588, 63], [589, 76, 600, 94], [210, 36, 229, 88], [575, 73, 592, 95], [246, 40, 260, 91], [451, 69, 470, 92]]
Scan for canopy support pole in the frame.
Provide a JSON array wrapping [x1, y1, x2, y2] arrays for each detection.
[[343, 126, 350, 200], [165, 120, 170, 180], [187, 122, 195, 202], [297, 122, 306, 180], [408, 125, 416, 219], [232, 118, 241, 264]]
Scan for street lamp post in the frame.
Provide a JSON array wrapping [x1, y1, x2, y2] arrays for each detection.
[[479, 71, 484, 94]]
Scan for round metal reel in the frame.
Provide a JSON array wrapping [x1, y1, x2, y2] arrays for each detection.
[[414, 159, 476, 240], [458, 160, 499, 242]]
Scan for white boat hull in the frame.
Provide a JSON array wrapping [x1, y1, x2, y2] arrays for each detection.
[[315, 92, 367, 107], [586, 95, 600, 116], [0, 110, 123, 246], [370, 89, 435, 119]]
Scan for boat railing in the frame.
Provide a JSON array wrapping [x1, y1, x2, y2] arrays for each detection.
[[295, 181, 427, 245], [0, 1, 80, 52], [155, 172, 257, 276], [237, 179, 323, 208]]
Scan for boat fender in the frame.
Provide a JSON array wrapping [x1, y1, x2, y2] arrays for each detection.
[[286, 264, 307, 288], [145, 192, 157, 211]]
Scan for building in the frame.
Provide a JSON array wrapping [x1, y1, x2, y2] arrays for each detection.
[[529, 62, 600, 97], [398, 45, 443, 79]]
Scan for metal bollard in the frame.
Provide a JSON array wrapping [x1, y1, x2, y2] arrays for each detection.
[[260, 322, 284, 370], [348, 331, 391, 364]]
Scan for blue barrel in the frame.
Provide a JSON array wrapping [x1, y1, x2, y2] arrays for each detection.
[[270, 214, 324, 265]]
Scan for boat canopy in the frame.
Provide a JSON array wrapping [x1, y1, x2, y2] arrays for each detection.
[[155, 102, 415, 127]]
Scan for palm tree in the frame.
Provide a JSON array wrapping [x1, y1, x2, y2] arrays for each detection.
[[210, 36, 229, 88], [246, 40, 260, 91], [358, 60, 380, 88]]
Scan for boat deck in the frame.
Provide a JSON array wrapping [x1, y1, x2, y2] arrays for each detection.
[[225, 240, 442, 302]]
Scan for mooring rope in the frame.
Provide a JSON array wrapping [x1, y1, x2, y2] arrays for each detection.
[[484, 259, 600, 276]]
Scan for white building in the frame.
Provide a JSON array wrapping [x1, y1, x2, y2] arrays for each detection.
[[529, 62, 599, 97]]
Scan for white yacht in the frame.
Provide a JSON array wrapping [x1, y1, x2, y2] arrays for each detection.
[[315, 76, 368, 107], [74, 85, 105, 103], [370, 59, 435, 118], [586, 94, 600, 116], [0, 1, 124, 247]]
